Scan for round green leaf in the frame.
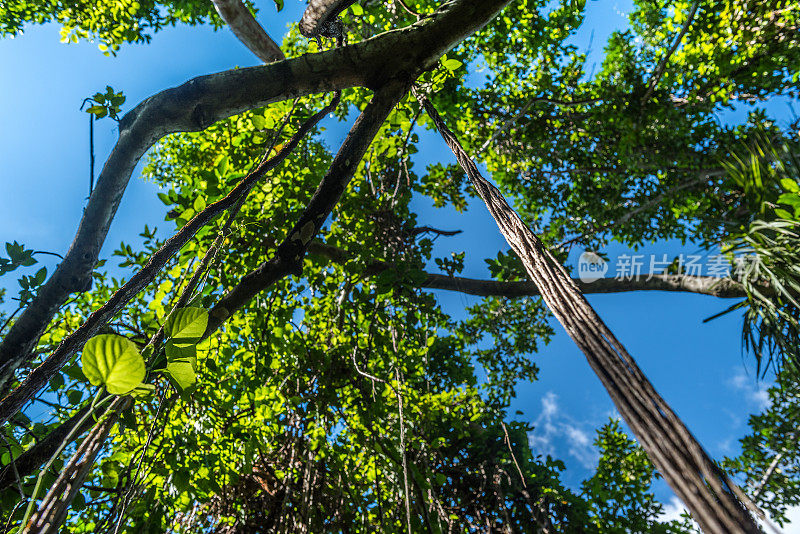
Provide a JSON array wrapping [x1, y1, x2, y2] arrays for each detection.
[[81, 334, 145, 395]]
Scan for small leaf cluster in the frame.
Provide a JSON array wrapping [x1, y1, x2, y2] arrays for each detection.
[[84, 86, 126, 120]]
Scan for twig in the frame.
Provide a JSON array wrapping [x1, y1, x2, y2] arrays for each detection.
[[395, 0, 421, 18], [752, 450, 784, 500], [111, 388, 169, 534], [500, 422, 526, 489], [478, 95, 600, 155], [394, 368, 412, 534], [641, 1, 700, 105]]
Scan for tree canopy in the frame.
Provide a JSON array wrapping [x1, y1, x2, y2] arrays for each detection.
[[1, 0, 799, 532]]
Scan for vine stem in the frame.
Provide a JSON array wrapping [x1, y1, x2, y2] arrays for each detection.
[[16, 391, 112, 533]]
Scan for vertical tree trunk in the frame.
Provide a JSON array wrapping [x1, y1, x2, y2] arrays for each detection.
[[417, 93, 763, 534]]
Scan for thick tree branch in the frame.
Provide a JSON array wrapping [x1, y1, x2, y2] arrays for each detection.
[[212, 0, 285, 63], [207, 82, 410, 334], [424, 273, 748, 298], [0, 0, 514, 391], [305, 242, 752, 298], [0, 96, 340, 427]]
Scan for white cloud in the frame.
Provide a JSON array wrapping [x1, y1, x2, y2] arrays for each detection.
[[528, 392, 600, 470], [541, 391, 559, 418], [658, 498, 800, 533], [782, 504, 800, 533], [729, 369, 771, 411], [658, 497, 689, 524]]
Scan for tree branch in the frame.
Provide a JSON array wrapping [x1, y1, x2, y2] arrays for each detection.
[[304, 242, 751, 299], [409, 226, 462, 237], [207, 81, 410, 334], [422, 272, 749, 299], [211, 0, 285, 63], [0, 95, 340, 427], [641, 1, 701, 105], [0, 0, 514, 391]]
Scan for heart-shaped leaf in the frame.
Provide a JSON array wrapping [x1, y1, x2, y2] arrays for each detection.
[[81, 334, 145, 395]]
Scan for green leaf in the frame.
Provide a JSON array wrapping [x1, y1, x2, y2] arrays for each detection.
[[442, 58, 463, 71], [781, 178, 800, 193], [63, 362, 86, 382], [777, 193, 800, 208], [351, 3, 363, 15], [193, 196, 206, 212], [81, 334, 145, 395], [166, 340, 197, 364], [130, 384, 156, 398], [66, 390, 83, 405], [273, 0, 284, 11], [166, 360, 196, 392], [166, 307, 208, 344], [215, 155, 229, 177], [34, 266, 47, 285]]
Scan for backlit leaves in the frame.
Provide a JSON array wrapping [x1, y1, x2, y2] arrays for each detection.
[[81, 334, 145, 395]]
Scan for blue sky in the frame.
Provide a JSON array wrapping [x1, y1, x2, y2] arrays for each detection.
[[0, 0, 795, 526]]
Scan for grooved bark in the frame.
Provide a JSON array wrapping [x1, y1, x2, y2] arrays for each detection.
[[23, 398, 128, 534], [417, 93, 763, 534]]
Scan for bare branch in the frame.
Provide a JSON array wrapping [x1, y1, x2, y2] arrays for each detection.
[[409, 226, 462, 237], [305, 242, 751, 299], [421, 272, 750, 299], [211, 0, 285, 63]]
